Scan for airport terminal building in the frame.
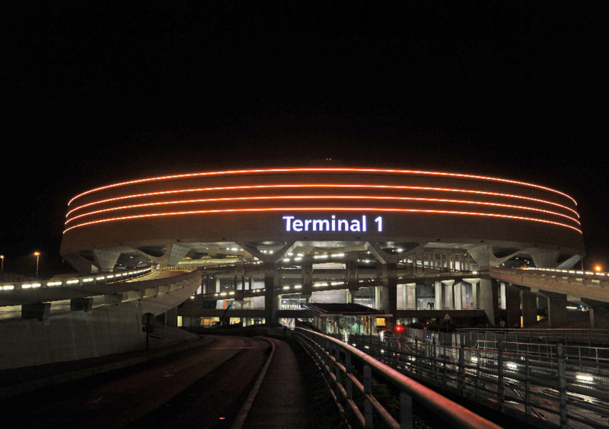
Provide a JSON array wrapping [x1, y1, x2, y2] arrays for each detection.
[[59, 167, 585, 330]]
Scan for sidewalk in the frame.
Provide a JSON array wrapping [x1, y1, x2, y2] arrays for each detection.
[[238, 335, 311, 429]]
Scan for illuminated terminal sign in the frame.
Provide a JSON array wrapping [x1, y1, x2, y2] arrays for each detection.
[[283, 215, 383, 232]]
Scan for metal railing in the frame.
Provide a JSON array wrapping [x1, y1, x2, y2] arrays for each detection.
[[295, 327, 502, 429], [341, 329, 609, 428]]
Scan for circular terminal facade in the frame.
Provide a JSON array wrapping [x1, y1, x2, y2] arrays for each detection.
[[59, 167, 585, 327], [61, 167, 583, 264]]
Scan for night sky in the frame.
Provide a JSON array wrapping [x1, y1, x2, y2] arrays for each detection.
[[1, 2, 603, 278]]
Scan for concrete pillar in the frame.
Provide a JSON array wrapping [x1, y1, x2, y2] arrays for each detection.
[[479, 277, 498, 325], [529, 250, 560, 269], [582, 299, 609, 329], [505, 284, 521, 328], [264, 262, 279, 324], [410, 284, 418, 309], [166, 244, 190, 266], [500, 282, 507, 310], [235, 263, 245, 291], [366, 242, 399, 329], [469, 279, 479, 309], [454, 282, 463, 310], [444, 280, 455, 310], [347, 251, 359, 290], [93, 249, 121, 273], [521, 289, 538, 327], [434, 281, 443, 310], [380, 262, 398, 329], [546, 294, 569, 328], [302, 261, 313, 303], [590, 309, 609, 329]]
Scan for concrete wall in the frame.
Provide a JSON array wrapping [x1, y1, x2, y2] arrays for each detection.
[[0, 302, 145, 370], [0, 272, 201, 370]]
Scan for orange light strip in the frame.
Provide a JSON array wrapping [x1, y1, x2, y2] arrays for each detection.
[[65, 194, 581, 227], [67, 168, 578, 206], [63, 207, 583, 235], [66, 183, 580, 219]]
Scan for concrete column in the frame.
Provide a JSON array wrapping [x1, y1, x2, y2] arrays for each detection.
[[235, 263, 245, 291], [166, 244, 190, 266], [264, 262, 279, 324], [444, 280, 455, 310], [434, 281, 443, 310], [530, 250, 560, 269], [505, 284, 521, 328], [409, 284, 418, 309], [380, 262, 398, 329], [582, 299, 609, 329], [479, 277, 498, 325], [366, 242, 399, 328], [347, 251, 359, 290], [454, 282, 463, 310], [500, 282, 507, 310], [521, 289, 537, 327], [302, 261, 313, 303], [590, 309, 609, 329], [469, 279, 479, 309], [93, 249, 121, 273], [546, 294, 569, 328]]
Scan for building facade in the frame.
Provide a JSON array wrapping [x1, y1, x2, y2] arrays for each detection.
[[60, 167, 585, 328]]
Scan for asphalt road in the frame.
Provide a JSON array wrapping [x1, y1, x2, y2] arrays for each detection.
[[1, 335, 270, 429]]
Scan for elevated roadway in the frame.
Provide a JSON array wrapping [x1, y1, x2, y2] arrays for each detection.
[[490, 267, 609, 328], [0, 267, 202, 370]]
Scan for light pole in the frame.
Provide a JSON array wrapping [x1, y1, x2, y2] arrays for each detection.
[[34, 252, 40, 279], [1, 255, 4, 271]]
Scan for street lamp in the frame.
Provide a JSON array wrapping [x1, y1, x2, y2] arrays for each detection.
[[1, 255, 4, 271], [34, 252, 40, 278]]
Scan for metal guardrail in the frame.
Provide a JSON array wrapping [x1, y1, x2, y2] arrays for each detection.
[[342, 329, 609, 429], [295, 327, 502, 429], [459, 328, 609, 348], [0, 267, 153, 293]]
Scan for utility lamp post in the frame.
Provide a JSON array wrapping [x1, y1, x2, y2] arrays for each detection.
[[1, 255, 4, 271], [34, 252, 40, 279]]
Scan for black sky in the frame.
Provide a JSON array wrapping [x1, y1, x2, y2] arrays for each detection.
[[1, 2, 603, 277]]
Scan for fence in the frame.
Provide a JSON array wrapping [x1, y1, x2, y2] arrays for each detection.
[[341, 328, 609, 428], [295, 327, 502, 429]]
